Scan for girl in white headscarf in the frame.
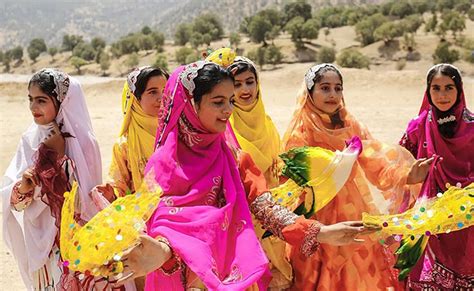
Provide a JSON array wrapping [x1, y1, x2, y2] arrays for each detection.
[[1, 69, 105, 290]]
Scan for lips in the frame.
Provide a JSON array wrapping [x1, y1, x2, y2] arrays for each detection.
[[239, 94, 252, 100], [217, 118, 228, 122], [33, 113, 42, 118]]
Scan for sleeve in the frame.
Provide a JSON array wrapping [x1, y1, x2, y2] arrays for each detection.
[[239, 151, 322, 257], [108, 139, 133, 197]]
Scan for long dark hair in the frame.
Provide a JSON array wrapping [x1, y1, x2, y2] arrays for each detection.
[[426, 64, 463, 138], [193, 63, 233, 104], [308, 65, 345, 128], [134, 67, 169, 99]]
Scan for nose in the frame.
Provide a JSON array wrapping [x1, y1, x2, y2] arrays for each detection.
[[223, 102, 233, 116]]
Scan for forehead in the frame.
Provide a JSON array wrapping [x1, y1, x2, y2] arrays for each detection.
[[145, 75, 167, 88], [28, 83, 50, 97], [206, 79, 234, 98], [317, 70, 341, 84], [234, 69, 255, 81], [431, 73, 455, 86]]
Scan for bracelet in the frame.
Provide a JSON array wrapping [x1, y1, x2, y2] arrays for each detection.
[[156, 237, 183, 276], [13, 181, 34, 197], [300, 221, 322, 257]]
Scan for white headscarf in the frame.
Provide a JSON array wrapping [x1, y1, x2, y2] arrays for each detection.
[[1, 70, 102, 287]]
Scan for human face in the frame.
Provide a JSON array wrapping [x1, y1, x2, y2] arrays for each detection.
[[429, 73, 458, 112], [233, 69, 258, 107], [28, 83, 58, 125], [195, 79, 235, 133], [139, 75, 167, 117], [310, 71, 343, 114]]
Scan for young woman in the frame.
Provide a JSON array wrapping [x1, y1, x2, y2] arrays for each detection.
[[1, 69, 103, 289], [108, 66, 169, 197], [111, 61, 377, 290], [399, 64, 474, 289], [283, 63, 431, 290]]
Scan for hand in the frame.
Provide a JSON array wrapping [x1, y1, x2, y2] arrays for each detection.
[[407, 156, 436, 184], [317, 221, 379, 246], [43, 122, 65, 157], [112, 235, 172, 286], [19, 167, 39, 194]]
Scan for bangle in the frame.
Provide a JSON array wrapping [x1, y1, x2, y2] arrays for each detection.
[[300, 221, 322, 257], [156, 237, 183, 276], [13, 181, 33, 197]]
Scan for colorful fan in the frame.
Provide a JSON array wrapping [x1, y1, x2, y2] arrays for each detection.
[[273, 136, 362, 218], [363, 183, 474, 280], [60, 172, 162, 277]]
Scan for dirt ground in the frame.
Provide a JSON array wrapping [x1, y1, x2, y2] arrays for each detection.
[[0, 64, 472, 289]]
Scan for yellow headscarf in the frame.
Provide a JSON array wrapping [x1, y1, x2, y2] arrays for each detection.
[[207, 50, 281, 183], [117, 67, 159, 191]]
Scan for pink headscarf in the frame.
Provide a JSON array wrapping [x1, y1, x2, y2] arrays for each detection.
[[145, 62, 270, 290], [402, 64, 474, 275]]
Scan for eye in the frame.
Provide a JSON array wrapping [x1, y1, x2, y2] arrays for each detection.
[[321, 86, 330, 91], [234, 82, 242, 88], [335, 86, 343, 92], [246, 80, 254, 86]]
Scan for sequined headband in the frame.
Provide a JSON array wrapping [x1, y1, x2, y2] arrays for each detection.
[[304, 63, 341, 91]]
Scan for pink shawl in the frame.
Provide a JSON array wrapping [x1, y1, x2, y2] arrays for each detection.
[[144, 63, 270, 290], [402, 78, 474, 276]]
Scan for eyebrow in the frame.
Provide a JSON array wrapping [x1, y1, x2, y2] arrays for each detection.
[[28, 95, 50, 100], [211, 94, 235, 99], [235, 77, 255, 82], [146, 87, 159, 91], [319, 82, 342, 86]]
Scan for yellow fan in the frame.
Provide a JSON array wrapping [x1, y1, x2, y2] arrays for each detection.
[[363, 183, 474, 237], [60, 172, 162, 277], [206, 47, 236, 67]]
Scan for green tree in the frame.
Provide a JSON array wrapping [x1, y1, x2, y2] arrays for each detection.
[[284, 0, 312, 23], [247, 47, 266, 69], [154, 54, 168, 71], [174, 23, 193, 46], [192, 13, 224, 41], [355, 13, 388, 46], [141, 26, 152, 35], [402, 15, 423, 34], [48, 47, 58, 61], [337, 49, 370, 69], [374, 22, 404, 44], [99, 52, 111, 75], [151, 31, 165, 50], [91, 37, 106, 51], [402, 33, 417, 52], [72, 42, 96, 61], [125, 52, 140, 69], [248, 15, 273, 45], [2, 53, 11, 72], [318, 46, 336, 63], [10, 46, 24, 62], [190, 32, 204, 48], [175, 47, 195, 64], [62, 34, 84, 51], [425, 14, 438, 33], [433, 41, 460, 63], [229, 32, 241, 49], [27, 38, 47, 62], [139, 35, 154, 51], [468, 8, 474, 21], [389, 0, 414, 17], [441, 11, 466, 38], [285, 17, 320, 48], [70, 56, 87, 74], [411, 0, 432, 14], [0, 51, 3, 63], [454, 0, 471, 13], [264, 45, 283, 66]]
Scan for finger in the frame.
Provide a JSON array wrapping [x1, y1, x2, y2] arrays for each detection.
[[343, 221, 364, 227], [114, 271, 135, 286], [420, 157, 435, 167]]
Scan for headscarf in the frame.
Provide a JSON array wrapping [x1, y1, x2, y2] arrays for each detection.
[[401, 64, 474, 274], [1, 69, 102, 286], [116, 66, 159, 191], [405, 64, 474, 199], [228, 57, 280, 177], [283, 63, 360, 152], [145, 61, 270, 290], [283, 63, 414, 214]]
